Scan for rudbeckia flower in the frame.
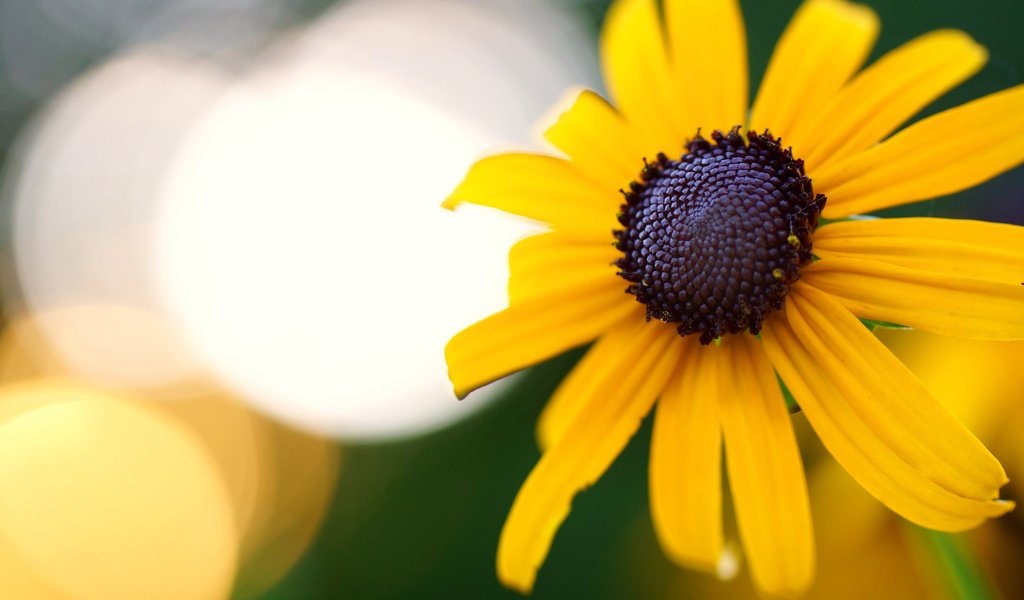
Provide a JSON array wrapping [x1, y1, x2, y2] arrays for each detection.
[[443, 0, 1024, 596]]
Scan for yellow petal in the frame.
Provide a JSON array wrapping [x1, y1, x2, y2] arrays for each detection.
[[816, 85, 1024, 218], [720, 335, 814, 598], [797, 29, 987, 172], [542, 89, 643, 192], [443, 153, 618, 234], [761, 290, 1013, 531], [790, 284, 1007, 498], [749, 0, 878, 150], [664, 0, 747, 133], [536, 315, 668, 451], [445, 283, 636, 399], [813, 217, 1024, 282], [648, 338, 723, 571], [497, 321, 682, 593], [600, 0, 687, 154], [508, 231, 622, 305], [801, 257, 1024, 340]]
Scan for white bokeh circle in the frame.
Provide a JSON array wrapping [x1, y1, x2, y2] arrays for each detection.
[[155, 0, 596, 439], [156, 63, 531, 439]]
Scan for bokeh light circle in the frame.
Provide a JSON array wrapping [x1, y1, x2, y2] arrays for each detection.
[[153, 0, 597, 440], [0, 313, 341, 596], [3, 0, 598, 440], [1, 50, 228, 393], [0, 380, 237, 600]]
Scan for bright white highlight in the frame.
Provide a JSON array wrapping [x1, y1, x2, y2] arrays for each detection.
[[157, 66, 530, 438], [3, 51, 226, 391], [3, 0, 597, 439], [716, 543, 741, 581], [156, 0, 596, 438]]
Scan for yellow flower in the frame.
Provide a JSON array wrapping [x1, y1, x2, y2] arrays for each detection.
[[443, 0, 1024, 596]]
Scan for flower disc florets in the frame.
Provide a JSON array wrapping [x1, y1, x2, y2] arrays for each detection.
[[614, 128, 826, 344]]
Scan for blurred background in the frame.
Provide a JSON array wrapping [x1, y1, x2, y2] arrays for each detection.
[[0, 0, 1020, 598]]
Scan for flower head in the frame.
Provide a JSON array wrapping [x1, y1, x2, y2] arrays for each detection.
[[614, 129, 825, 343], [443, 0, 1024, 596]]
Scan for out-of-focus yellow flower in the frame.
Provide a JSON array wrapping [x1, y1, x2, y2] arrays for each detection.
[[850, 331, 1024, 600], [443, 0, 1024, 596]]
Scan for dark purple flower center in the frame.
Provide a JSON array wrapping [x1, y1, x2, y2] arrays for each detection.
[[614, 129, 825, 344]]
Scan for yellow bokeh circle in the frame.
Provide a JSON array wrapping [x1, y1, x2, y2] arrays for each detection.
[[0, 380, 238, 600]]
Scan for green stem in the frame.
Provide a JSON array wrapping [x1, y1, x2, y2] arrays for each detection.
[[912, 526, 998, 600]]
